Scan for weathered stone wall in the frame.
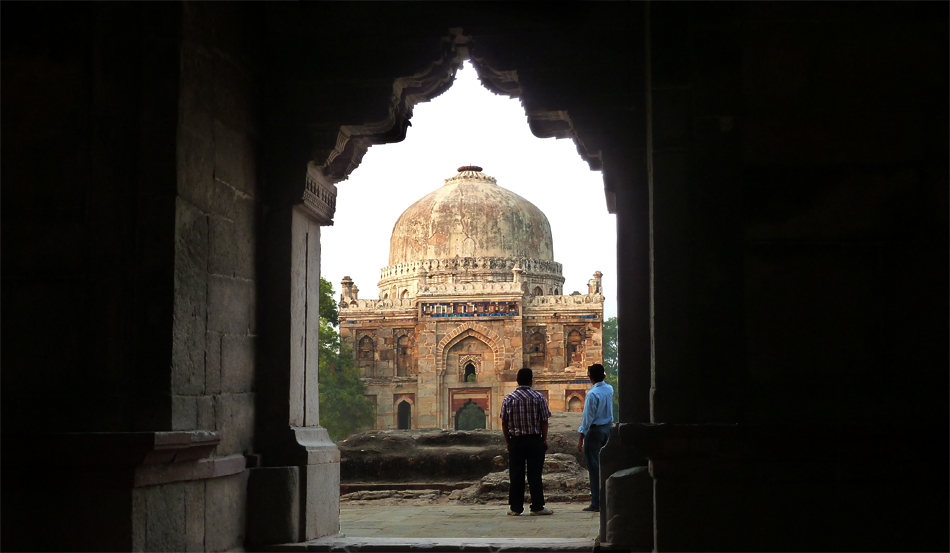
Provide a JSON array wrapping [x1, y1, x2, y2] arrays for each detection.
[[173, 0, 260, 455], [343, 304, 602, 432], [1, 3, 263, 551]]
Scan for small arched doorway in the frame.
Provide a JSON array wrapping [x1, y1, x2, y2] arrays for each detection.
[[464, 363, 476, 382], [568, 396, 583, 412], [397, 401, 412, 430], [455, 399, 486, 430]]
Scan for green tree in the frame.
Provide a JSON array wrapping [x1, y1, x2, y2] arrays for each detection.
[[602, 316, 620, 420], [318, 277, 374, 441], [319, 276, 339, 326]]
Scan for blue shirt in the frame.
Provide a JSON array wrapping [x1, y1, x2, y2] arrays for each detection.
[[578, 381, 614, 435]]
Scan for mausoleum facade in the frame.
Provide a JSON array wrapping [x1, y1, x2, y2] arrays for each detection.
[[339, 166, 604, 431]]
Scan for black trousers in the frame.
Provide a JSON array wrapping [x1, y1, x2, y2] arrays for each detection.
[[508, 434, 545, 513]]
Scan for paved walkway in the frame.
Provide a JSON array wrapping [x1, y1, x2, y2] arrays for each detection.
[[339, 503, 599, 540]]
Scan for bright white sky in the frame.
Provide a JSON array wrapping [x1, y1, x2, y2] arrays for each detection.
[[321, 61, 617, 319]]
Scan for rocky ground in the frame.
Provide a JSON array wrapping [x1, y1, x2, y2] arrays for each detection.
[[339, 412, 592, 506]]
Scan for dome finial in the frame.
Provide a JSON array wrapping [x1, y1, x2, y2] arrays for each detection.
[[457, 165, 482, 172]]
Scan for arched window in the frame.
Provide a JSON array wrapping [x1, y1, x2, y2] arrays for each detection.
[[529, 332, 546, 367], [464, 363, 476, 382], [357, 335, 375, 376], [400, 289, 410, 299], [382, 293, 388, 300], [568, 330, 584, 364], [397, 401, 411, 430], [533, 286, 543, 296], [396, 335, 410, 376], [568, 396, 583, 412]]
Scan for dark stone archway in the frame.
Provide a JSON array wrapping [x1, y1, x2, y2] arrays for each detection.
[[397, 401, 412, 430]]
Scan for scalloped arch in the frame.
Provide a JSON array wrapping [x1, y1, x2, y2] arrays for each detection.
[[303, 29, 601, 221]]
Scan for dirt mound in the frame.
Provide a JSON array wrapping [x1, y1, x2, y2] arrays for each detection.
[[450, 453, 591, 504], [339, 412, 587, 484]]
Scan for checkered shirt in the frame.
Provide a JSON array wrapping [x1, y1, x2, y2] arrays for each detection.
[[500, 386, 551, 436]]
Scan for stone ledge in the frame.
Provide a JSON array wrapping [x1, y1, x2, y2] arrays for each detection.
[[3, 430, 220, 466], [268, 537, 596, 552], [134, 452, 246, 487], [2, 431, 244, 488]]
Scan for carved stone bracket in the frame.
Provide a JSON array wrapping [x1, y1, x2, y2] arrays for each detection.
[[309, 34, 464, 195], [303, 171, 338, 225]]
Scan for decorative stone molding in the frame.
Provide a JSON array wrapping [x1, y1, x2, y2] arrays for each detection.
[[309, 34, 463, 191], [524, 293, 605, 307], [304, 28, 603, 225], [444, 168, 498, 186], [302, 171, 337, 225], [381, 257, 563, 280], [341, 298, 416, 312], [458, 354, 482, 379], [436, 322, 502, 375], [355, 330, 377, 343], [469, 46, 601, 171], [469, 56, 522, 98]]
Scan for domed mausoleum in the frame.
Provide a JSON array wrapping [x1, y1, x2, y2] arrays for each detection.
[[339, 166, 604, 431]]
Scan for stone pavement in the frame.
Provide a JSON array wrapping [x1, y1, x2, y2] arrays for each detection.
[[270, 503, 600, 552], [341, 503, 599, 539]]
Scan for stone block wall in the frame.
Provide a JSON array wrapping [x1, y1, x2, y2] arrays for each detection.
[[1, 4, 266, 551], [171, 4, 261, 462]]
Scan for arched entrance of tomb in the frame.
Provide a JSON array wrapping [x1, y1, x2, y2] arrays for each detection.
[[397, 401, 412, 429], [455, 399, 486, 430]]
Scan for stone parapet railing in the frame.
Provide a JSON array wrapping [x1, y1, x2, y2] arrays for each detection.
[[341, 298, 416, 312], [340, 291, 605, 313], [524, 293, 605, 307], [379, 257, 563, 281], [417, 281, 524, 296]]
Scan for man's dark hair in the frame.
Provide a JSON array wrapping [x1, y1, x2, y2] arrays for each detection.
[[516, 368, 533, 386], [588, 363, 606, 382]]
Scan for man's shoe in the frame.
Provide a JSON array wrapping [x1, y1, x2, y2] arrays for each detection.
[[582, 506, 600, 512], [507, 509, 522, 516], [530, 508, 554, 516]]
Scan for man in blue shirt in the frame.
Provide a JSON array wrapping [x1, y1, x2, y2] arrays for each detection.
[[577, 363, 614, 512]]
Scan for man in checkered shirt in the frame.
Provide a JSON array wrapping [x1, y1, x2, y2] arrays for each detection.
[[500, 368, 553, 515]]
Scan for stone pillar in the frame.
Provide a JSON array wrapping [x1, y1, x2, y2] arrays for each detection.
[[254, 154, 341, 543], [588, 270, 603, 295], [597, 2, 651, 548], [340, 275, 356, 302]]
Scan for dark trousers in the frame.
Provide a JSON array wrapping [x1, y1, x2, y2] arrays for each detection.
[[508, 434, 546, 513], [584, 424, 611, 508]]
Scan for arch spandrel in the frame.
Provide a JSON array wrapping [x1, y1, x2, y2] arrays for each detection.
[[436, 322, 502, 375]]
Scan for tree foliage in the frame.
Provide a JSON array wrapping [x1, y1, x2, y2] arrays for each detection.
[[602, 316, 620, 420], [319, 277, 339, 326], [318, 277, 374, 441]]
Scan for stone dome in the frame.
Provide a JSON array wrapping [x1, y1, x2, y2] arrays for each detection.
[[388, 166, 554, 265]]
